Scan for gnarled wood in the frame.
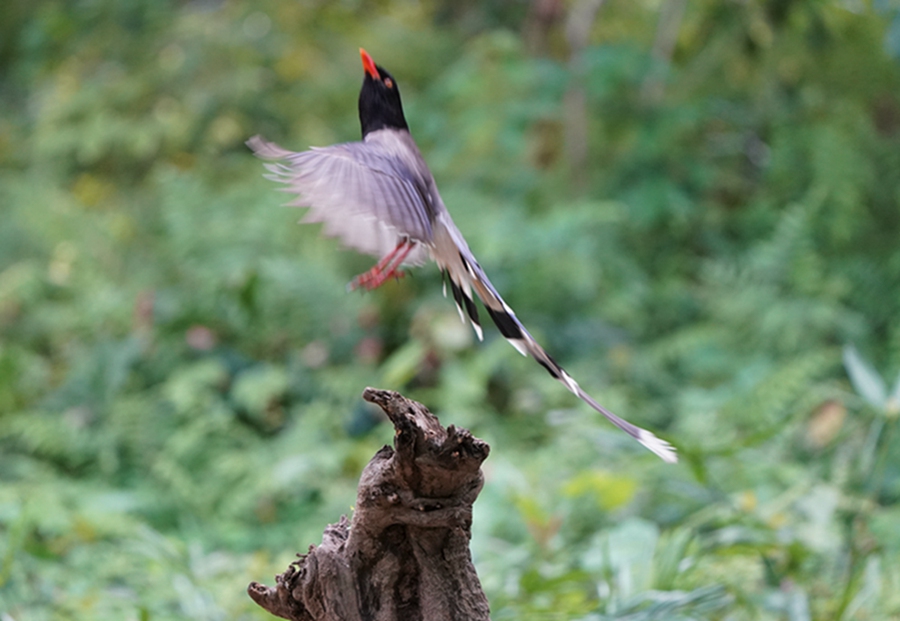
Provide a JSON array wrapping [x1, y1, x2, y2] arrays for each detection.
[[248, 388, 491, 621]]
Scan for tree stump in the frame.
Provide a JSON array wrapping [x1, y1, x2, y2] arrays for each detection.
[[248, 387, 492, 621]]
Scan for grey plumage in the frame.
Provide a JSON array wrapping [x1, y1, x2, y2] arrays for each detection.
[[248, 129, 677, 463], [248, 131, 432, 266]]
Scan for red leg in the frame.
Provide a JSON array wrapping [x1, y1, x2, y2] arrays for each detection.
[[349, 239, 416, 291]]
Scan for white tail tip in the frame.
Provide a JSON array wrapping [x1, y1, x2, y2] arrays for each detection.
[[638, 430, 678, 463], [472, 322, 484, 341]]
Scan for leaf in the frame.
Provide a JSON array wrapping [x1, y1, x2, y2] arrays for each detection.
[[380, 340, 426, 388], [561, 470, 637, 511], [885, 13, 900, 59], [590, 584, 732, 620], [581, 519, 659, 599], [887, 371, 900, 418], [805, 400, 846, 448], [230, 363, 290, 429], [843, 345, 887, 408]]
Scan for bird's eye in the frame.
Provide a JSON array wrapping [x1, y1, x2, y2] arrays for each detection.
[[384, 78, 394, 88]]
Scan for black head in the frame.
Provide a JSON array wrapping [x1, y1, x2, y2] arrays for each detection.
[[358, 48, 409, 138]]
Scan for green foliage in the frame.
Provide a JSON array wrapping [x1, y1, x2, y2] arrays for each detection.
[[2, 0, 900, 619]]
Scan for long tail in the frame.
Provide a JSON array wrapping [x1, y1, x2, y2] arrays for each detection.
[[440, 240, 677, 463]]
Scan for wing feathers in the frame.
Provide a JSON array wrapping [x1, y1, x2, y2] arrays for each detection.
[[248, 134, 432, 263]]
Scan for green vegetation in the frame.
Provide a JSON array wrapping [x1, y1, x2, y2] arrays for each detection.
[[2, 1, 900, 619]]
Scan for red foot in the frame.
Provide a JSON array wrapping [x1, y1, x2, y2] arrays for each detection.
[[351, 266, 408, 290], [349, 239, 415, 291]]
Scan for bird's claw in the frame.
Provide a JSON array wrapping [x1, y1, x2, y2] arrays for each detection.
[[349, 266, 407, 291]]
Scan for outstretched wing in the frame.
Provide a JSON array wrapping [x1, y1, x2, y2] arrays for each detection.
[[434, 215, 677, 463], [247, 135, 433, 264]]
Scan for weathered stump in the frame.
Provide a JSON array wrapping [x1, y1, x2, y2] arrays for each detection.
[[248, 387, 491, 621]]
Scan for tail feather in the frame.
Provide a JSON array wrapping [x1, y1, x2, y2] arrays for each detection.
[[447, 278, 483, 341], [445, 251, 677, 464]]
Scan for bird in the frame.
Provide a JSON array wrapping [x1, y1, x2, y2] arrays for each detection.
[[247, 48, 676, 463]]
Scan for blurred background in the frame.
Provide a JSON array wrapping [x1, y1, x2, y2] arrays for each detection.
[[1, 0, 900, 619]]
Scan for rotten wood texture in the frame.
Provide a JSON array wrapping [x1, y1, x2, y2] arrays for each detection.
[[248, 387, 491, 621]]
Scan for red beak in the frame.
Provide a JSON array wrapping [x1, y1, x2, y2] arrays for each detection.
[[360, 48, 380, 81]]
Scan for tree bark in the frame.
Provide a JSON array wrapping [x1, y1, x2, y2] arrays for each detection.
[[248, 387, 491, 621]]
